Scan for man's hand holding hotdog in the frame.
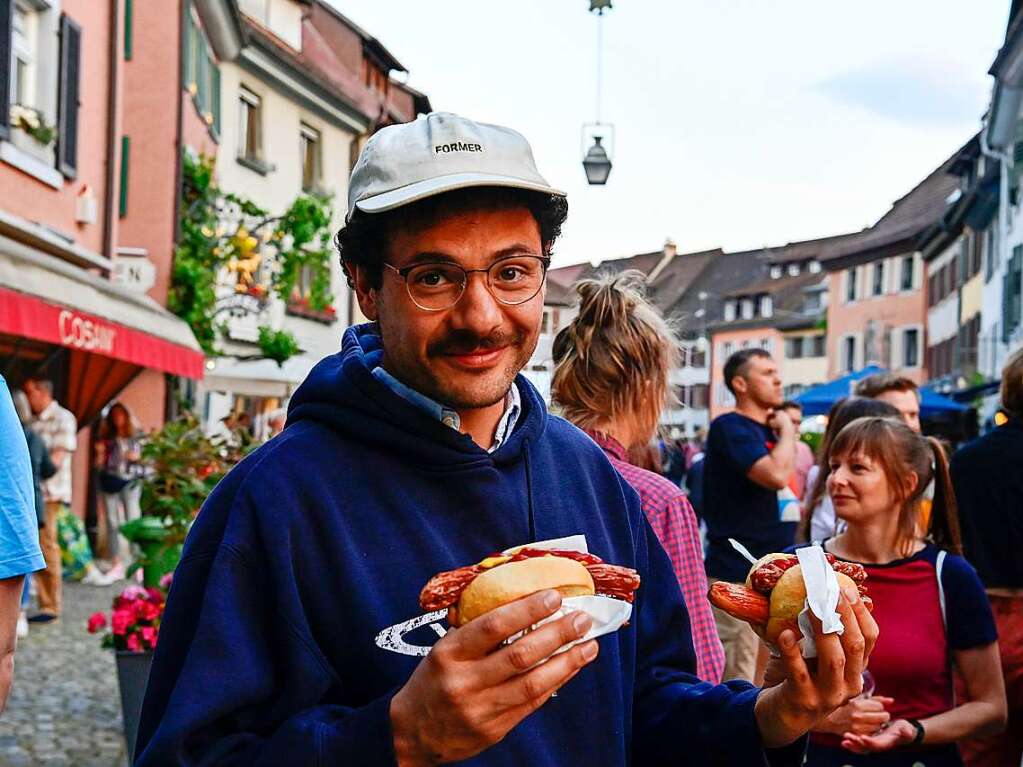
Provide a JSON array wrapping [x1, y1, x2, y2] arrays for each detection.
[[390, 590, 598, 766]]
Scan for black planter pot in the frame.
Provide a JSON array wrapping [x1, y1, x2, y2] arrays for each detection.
[[115, 650, 154, 761]]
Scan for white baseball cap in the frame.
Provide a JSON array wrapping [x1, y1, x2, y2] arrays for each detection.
[[346, 112, 565, 221]]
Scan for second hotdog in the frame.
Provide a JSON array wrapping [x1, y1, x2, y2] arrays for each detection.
[[708, 552, 871, 647]]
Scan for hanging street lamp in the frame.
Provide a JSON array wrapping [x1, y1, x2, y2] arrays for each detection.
[[582, 135, 612, 185], [582, 0, 613, 185]]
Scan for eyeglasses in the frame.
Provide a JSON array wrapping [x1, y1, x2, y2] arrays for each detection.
[[383, 255, 550, 312]]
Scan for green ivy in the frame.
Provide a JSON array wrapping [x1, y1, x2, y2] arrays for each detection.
[[258, 326, 301, 367], [170, 153, 337, 363]]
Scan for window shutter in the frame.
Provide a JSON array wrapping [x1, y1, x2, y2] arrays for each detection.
[[57, 13, 83, 178], [211, 61, 221, 135], [0, 0, 12, 141]]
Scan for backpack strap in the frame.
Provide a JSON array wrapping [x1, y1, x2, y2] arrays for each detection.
[[936, 549, 947, 630]]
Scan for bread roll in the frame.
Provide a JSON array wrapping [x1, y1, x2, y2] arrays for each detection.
[[456, 556, 595, 626]]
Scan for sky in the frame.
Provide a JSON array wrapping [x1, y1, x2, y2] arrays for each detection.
[[329, 0, 1010, 268]]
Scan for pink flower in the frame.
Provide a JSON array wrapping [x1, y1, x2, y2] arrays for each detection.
[[159, 572, 174, 590], [126, 632, 142, 653], [140, 626, 157, 648], [87, 612, 107, 634], [111, 609, 133, 636], [121, 585, 147, 602], [146, 587, 164, 603]]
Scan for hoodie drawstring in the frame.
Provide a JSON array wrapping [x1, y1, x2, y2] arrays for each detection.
[[523, 440, 537, 542]]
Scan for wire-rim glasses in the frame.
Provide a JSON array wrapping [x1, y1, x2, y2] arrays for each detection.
[[383, 255, 550, 312]]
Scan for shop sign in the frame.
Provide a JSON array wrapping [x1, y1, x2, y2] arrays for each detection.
[[58, 310, 117, 353]]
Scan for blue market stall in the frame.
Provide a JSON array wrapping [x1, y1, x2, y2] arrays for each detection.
[[794, 366, 975, 440]]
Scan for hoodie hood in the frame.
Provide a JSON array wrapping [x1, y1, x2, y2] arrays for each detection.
[[287, 323, 548, 468]]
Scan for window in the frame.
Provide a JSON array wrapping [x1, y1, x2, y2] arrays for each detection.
[[846, 267, 858, 302], [540, 308, 551, 335], [238, 88, 262, 161], [803, 290, 822, 313], [741, 298, 754, 319], [787, 263, 800, 276], [724, 301, 736, 322], [691, 384, 708, 409], [785, 337, 804, 359], [900, 256, 914, 291], [185, 12, 220, 134], [12, 4, 36, 108], [759, 338, 772, 353], [809, 260, 821, 274], [872, 261, 885, 296], [770, 265, 782, 279], [760, 295, 773, 317], [690, 347, 706, 368], [722, 341, 734, 359], [969, 232, 982, 278], [299, 124, 321, 192], [843, 336, 856, 373], [1004, 245, 1023, 342], [740, 339, 751, 350], [903, 328, 919, 368], [811, 335, 826, 358]]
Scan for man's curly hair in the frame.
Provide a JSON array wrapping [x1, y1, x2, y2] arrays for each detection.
[[336, 187, 568, 289]]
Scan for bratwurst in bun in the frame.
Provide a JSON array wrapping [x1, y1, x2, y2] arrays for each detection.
[[708, 552, 870, 646], [420, 548, 641, 627]]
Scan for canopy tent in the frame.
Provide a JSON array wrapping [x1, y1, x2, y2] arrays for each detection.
[[794, 366, 968, 418], [0, 234, 204, 425]]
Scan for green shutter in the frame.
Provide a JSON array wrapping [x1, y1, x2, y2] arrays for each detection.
[[119, 135, 130, 217], [123, 0, 133, 60], [197, 42, 208, 112], [211, 59, 221, 135]]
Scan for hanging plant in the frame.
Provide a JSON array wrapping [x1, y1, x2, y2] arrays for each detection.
[[10, 104, 56, 146], [170, 154, 337, 364]]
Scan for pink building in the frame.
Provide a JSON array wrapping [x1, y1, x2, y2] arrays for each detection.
[[0, 0, 242, 521]]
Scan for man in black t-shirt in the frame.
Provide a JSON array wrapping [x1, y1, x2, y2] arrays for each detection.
[[704, 349, 798, 682]]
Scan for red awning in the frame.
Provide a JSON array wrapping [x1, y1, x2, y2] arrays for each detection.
[[0, 286, 204, 379]]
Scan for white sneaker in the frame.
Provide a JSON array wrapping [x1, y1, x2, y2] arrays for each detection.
[[16, 613, 28, 640], [104, 563, 126, 582], [81, 564, 109, 586]]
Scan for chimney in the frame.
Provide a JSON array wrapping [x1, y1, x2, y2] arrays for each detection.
[[647, 238, 677, 282]]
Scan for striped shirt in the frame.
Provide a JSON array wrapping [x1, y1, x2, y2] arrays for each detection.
[[587, 431, 725, 683], [30, 400, 77, 504]]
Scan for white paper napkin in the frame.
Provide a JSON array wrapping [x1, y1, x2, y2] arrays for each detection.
[[795, 544, 844, 658]]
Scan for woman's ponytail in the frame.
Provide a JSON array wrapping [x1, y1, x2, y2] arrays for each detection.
[[925, 437, 962, 555]]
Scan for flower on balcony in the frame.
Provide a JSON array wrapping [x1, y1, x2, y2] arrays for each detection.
[[10, 104, 55, 146]]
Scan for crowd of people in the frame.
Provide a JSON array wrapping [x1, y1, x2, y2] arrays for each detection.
[[0, 113, 1018, 766], [636, 352, 1021, 767]]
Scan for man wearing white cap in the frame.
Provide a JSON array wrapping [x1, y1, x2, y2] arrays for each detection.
[[136, 113, 877, 766]]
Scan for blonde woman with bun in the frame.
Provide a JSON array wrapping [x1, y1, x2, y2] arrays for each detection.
[[551, 271, 725, 683]]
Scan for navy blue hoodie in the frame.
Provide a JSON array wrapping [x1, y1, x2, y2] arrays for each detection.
[[135, 324, 799, 766]]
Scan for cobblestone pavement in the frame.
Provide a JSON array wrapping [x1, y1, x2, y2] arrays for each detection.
[[4, 581, 129, 766]]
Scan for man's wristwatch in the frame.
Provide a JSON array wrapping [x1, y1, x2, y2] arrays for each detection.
[[905, 718, 925, 746]]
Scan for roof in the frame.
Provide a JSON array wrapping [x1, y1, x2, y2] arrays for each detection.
[[662, 249, 767, 338], [710, 272, 826, 333], [310, 0, 407, 72], [816, 141, 967, 269], [758, 231, 866, 264], [241, 16, 370, 125]]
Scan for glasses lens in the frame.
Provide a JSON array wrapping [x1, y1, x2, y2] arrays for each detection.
[[405, 263, 466, 310], [488, 257, 546, 305]]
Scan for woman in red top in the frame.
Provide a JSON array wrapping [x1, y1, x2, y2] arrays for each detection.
[[801, 416, 1006, 766]]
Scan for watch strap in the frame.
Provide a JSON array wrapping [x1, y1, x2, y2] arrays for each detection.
[[906, 718, 925, 746]]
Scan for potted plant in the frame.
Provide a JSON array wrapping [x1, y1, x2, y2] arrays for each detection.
[[88, 575, 172, 759], [123, 412, 253, 586]]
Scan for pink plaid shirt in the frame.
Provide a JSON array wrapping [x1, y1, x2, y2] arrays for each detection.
[[588, 431, 725, 683]]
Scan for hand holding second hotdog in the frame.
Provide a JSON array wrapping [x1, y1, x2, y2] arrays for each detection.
[[753, 585, 879, 749], [390, 589, 598, 767]]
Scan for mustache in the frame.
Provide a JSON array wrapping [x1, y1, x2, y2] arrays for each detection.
[[428, 328, 525, 356]]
